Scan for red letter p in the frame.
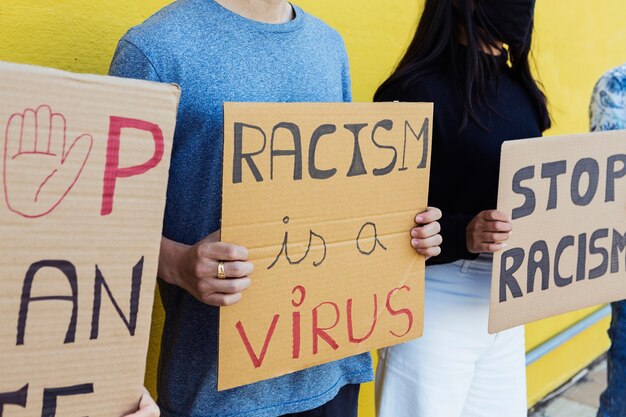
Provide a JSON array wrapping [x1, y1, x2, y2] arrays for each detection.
[[101, 117, 165, 216]]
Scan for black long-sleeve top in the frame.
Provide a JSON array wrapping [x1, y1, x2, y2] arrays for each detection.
[[377, 49, 543, 264]]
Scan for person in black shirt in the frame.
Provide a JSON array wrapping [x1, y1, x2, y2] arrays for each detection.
[[375, 1, 550, 416]]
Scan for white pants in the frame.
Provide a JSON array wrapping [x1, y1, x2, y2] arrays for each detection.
[[376, 255, 527, 417]]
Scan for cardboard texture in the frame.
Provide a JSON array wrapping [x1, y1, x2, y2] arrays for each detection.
[[219, 102, 432, 390], [490, 131, 626, 333], [0, 61, 179, 416]]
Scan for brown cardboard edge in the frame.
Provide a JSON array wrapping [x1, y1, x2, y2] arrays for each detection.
[[0, 60, 181, 99]]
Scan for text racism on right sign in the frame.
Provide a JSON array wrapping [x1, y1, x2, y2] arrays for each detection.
[[490, 131, 626, 333]]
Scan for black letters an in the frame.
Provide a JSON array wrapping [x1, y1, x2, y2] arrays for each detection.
[[571, 158, 600, 206], [90, 257, 144, 339], [511, 166, 536, 220], [499, 248, 525, 302], [17, 261, 78, 345], [541, 160, 567, 210], [308, 124, 337, 180], [41, 384, 93, 417], [371, 120, 397, 176], [606, 154, 626, 202], [233, 123, 266, 184], [589, 228, 609, 279]]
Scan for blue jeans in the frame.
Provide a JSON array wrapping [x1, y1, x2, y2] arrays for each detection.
[[598, 301, 626, 417], [281, 384, 360, 417]]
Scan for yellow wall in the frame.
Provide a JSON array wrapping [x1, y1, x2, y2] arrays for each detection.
[[2, 0, 626, 415]]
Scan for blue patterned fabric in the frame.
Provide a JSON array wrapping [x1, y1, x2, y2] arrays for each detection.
[[590, 64, 626, 132], [590, 63, 626, 417]]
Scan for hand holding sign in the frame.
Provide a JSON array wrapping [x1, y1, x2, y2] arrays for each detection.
[[219, 102, 433, 389], [123, 389, 160, 417], [466, 210, 512, 253], [411, 207, 443, 259], [489, 132, 626, 333], [159, 231, 254, 306], [3, 105, 93, 218]]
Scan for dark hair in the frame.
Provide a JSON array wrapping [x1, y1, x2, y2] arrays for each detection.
[[374, 0, 551, 132]]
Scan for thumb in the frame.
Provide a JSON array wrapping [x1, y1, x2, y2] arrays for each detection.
[[30, 133, 94, 211], [123, 390, 159, 417], [54, 133, 93, 192], [61, 133, 93, 164], [206, 229, 221, 243]]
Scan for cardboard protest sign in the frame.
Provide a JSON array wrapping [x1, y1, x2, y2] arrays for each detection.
[[490, 131, 626, 333], [219, 102, 432, 390], [0, 61, 179, 416]]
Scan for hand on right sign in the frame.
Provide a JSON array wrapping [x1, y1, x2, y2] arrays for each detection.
[[158, 230, 253, 306], [466, 210, 512, 253], [411, 207, 443, 259]]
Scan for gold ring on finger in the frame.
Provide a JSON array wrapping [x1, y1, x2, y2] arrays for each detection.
[[217, 261, 226, 279]]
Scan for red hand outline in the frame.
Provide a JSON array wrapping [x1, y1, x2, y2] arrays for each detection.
[[3, 105, 93, 218]]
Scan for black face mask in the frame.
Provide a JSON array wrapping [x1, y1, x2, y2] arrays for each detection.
[[479, 0, 536, 47]]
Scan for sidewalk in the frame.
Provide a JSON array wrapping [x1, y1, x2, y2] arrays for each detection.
[[530, 355, 607, 417]]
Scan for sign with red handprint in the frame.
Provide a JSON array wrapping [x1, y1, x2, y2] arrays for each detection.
[[4, 105, 93, 218], [0, 61, 179, 417]]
